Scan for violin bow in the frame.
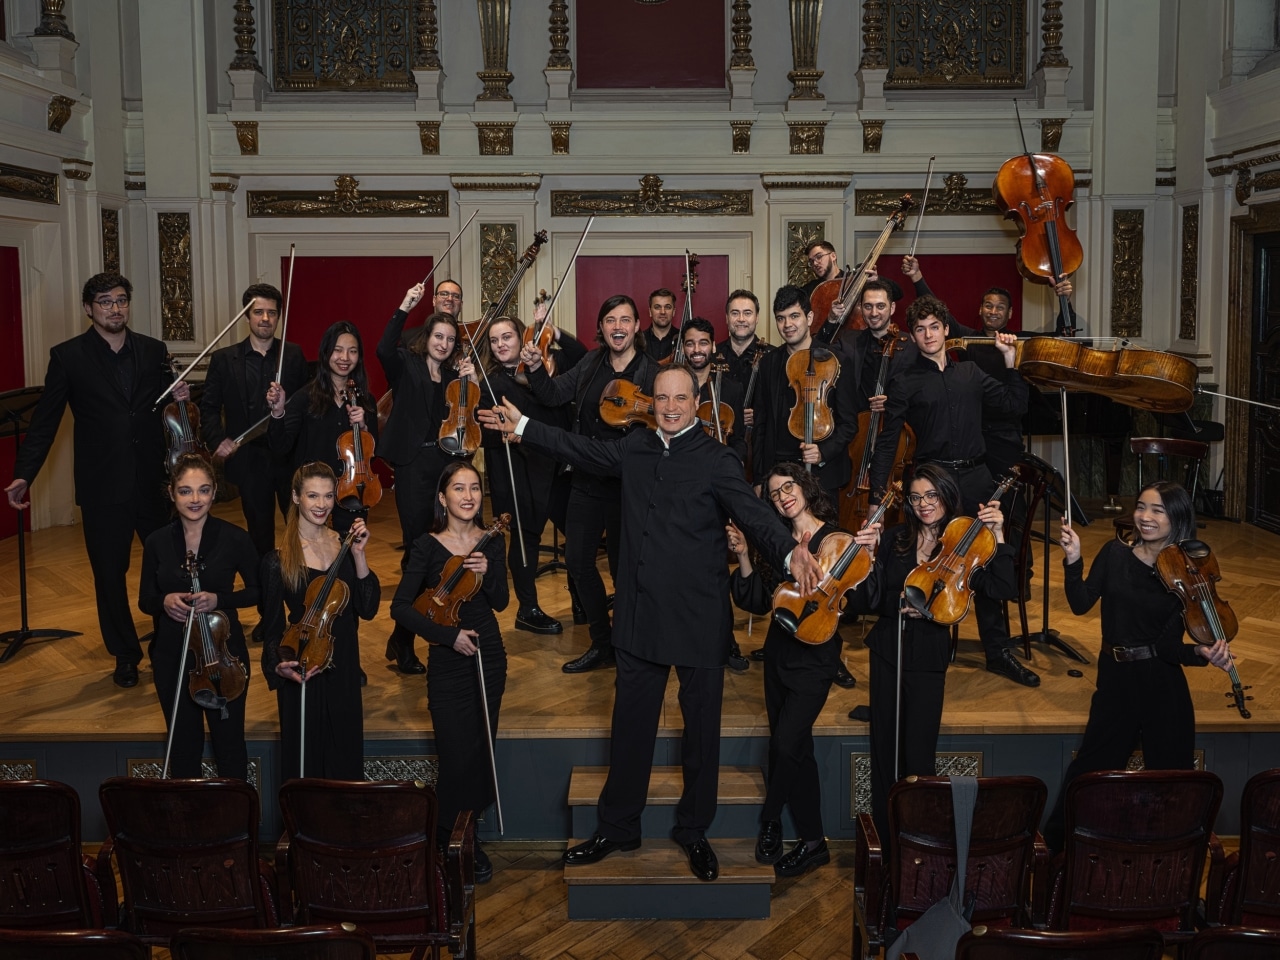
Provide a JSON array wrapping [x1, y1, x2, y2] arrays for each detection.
[[475, 644, 505, 835], [274, 244, 297, 385], [161, 604, 198, 779], [152, 301, 253, 409], [421, 209, 479, 288], [532, 215, 596, 340], [907, 156, 936, 259], [468, 341, 528, 566]]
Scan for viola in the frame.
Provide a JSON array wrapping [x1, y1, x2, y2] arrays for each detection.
[[697, 363, 734, 444], [438, 364, 482, 456], [413, 514, 511, 627], [661, 251, 700, 367], [181, 551, 247, 714], [1156, 540, 1251, 719], [773, 484, 901, 645], [163, 355, 209, 472], [335, 379, 383, 509], [785, 347, 839, 471], [280, 527, 359, 677], [903, 475, 1017, 625], [599, 379, 658, 431]]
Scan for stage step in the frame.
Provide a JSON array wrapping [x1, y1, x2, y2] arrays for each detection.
[[568, 765, 767, 838], [563, 837, 774, 920]]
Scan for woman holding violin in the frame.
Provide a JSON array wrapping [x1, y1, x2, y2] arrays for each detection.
[[727, 463, 880, 878], [1042, 481, 1233, 852], [261, 462, 380, 781], [391, 461, 508, 883], [138, 453, 259, 780]]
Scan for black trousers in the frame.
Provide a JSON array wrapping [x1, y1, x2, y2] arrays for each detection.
[[597, 648, 724, 846], [153, 633, 249, 780], [226, 441, 291, 559], [488, 449, 557, 611], [564, 478, 622, 648], [387, 443, 453, 655], [940, 461, 1013, 661], [81, 491, 170, 665], [761, 639, 835, 840], [1042, 656, 1196, 851]]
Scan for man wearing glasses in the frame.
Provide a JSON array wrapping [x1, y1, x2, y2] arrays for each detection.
[[5, 273, 189, 688], [433, 279, 463, 319]]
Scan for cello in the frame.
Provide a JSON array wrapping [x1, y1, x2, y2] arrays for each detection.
[[335, 379, 383, 509], [785, 347, 840, 472]]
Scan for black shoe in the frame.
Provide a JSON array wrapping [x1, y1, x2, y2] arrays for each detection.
[[251, 621, 265, 643], [563, 834, 640, 865], [775, 839, 830, 877], [833, 663, 856, 689], [848, 704, 871, 722], [727, 650, 750, 672], [474, 841, 493, 884], [384, 635, 425, 675], [562, 646, 615, 674], [755, 820, 783, 864], [750, 647, 766, 662], [986, 648, 1040, 687], [678, 837, 719, 881], [571, 595, 587, 625], [515, 606, 563, 635], [113, 662, 139, 688]]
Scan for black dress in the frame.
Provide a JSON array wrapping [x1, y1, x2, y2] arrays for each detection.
[[138, 516, 259, 780], [391, 532, 509, 842], [261, 549, 381, 781]]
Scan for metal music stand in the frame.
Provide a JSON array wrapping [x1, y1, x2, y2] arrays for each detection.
[[0, 387, 81, 663]]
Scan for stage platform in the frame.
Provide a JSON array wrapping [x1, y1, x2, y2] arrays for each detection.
[[2, 494, 1278, 843]]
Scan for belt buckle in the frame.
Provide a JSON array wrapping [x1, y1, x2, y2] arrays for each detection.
[[1111, 646, 1127, 662]]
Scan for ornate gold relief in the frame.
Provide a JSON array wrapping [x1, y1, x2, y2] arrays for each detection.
[[210, 175, 239, 193], [731, 120, 754, 155], [787, 220, 824, 287], [417, 120, 441, 155], [415, 0, 441, 69], [229, 0, 263, 71], [861, 119, 884, 154], [158, 212, 194, 341], [886, 0, 1026, 89], [549, 122, 571, 156], [551, 175, 753, 218], [60, 159, 92, 181], [1110, 209, 1144, 339], [1252, 168, 1280, 195], [476, 121, 515, 156], [102, 209, 120, 274], [1236, 168, 1253, 205], [273, 0, 416, 92], [857, 172, 996, 216], [1041, 118, 1065, 153], [233, 120, 259, 156], [547, 0, 571, 69], [0, 760, 36, 780], [788, 121, 827, 155], [480, 223, 519, 318], [476, 0, 514, 100], [730, 0, 754, 69], [0, 161, 59, 205], [787, 0, 824, 99], [129, 758, 260, 787], [47, 95, 74, 133], [859, 0, 887, 69], [248, 175, 448, 218], [1179, 204, 1199, 341], [34, 0, 73, 39], [1037, 0, 1069, 69], [851, 752, 981, 817]]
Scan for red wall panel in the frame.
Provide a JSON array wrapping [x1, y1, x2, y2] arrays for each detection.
[[577, 0, 725, 89], [573, 255, 730, 346], [893, 254, 1026, 333]]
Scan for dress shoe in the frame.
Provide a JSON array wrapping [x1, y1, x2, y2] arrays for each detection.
[[833, 663, 857, 689], [986, 648, 1040, 687], [562, 646, 615, 674], [727, 643, 750, 673], [775, 839, 830, 877], [563, 834, 640, 865], [678, 837, 719, 881], [571, 594, 587, 625], [848, 704, 872, 722], [385, 636, 426, 675], [750, 647, 766, 662], [113, 661, 139, 688], [474, 841, 493, 884], [755, 820, 783, 864], [515, 606, 563, 635]]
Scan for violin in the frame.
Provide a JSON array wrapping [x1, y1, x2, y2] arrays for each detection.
[[773, 484, 901, 645], [163, 355, 209, 472], [1156, 540, 1251, 719], [662, 251, 700, 367], [459, 230, 548, 349], [785, 347, 839, 471], [599, 379, 658, 430], [438, 354, 482, 456], [413, 514, 511, 626], [180, 551, 247, 714], [903, 475, 1017, 625], [515, 289, 554, 382], [697, 363, 734, 444], [335, 379, 383, 509], [809, 195, 914, 341], [280, 527, 359, 677]]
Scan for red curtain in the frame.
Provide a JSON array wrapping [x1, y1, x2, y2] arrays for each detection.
[[0, 246, 23, 540], [574, 255, 730, 346], [281, 256, 432, 397], [577, 0, 725, 89], [894, 254, 1026, 332]]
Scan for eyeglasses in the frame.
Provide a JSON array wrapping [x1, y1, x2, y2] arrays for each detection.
[[436, 291, 463, 301], [907, 490, 941, 506], [767, 480, 799, 503], [93, 297, 130, 309], [808, 253, 832, 266]]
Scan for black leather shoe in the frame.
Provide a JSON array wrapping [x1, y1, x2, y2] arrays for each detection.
[[571, 595, 587, 625], [727, 645, 749, 672], [750, 647, 766, 662], [562, 646, 615, 674], [474, 841, 493, 884], [833, 663, 857, 689], [384, 635, 426, 675], [755, 820, 783, 864], [987, 648, 1040, 687], [678, 837, 719, 881], [563, 834, 640, 865], [775, 839, 830, 877], [113, 662, 139, 688], [848, 704, 872, 722], [515, 606, 563, 635]]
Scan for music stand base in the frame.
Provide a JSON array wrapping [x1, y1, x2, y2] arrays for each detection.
[[0, 628, 82, 664], [536, 561, 568, 578], [1027, 629, 1089, 664]]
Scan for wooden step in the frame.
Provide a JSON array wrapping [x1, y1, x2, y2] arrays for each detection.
[[563, 837, 774, 920], [568, 765, 770, 839]]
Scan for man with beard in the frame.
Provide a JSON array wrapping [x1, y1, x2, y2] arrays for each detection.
[[714, 289, 773, 433], [804, 241, 904, 341], [683, 318, 746, 464], [642, 287, 680, 362]]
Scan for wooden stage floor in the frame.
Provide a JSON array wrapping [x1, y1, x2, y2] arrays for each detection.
[[2, 494, 1278, 746]]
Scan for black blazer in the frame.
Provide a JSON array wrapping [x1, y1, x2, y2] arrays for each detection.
[[376, 309, 459, 465], [14, 327, 172, 506], [200, 337, 308, 450]]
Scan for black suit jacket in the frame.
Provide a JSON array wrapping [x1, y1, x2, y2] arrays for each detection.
[[200, 338, 307, 474], [376, 309, 459, 465], [14, 327, 172, 507]]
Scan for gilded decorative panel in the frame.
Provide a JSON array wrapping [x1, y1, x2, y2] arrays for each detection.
[[417, 120, 440, 155], [850, 752, 982, 817], [551, 175, 753, 218], [364, 756, 439, 783], [129, 757, 260, 788], [248, 175, 448, 218], [731, 120, 753, 154], [273, 0, 416, 92], [787, 220, 825, 288], [0, 760, 36, 780], [47, 94, 74, 133], [885, 0, 1026, 90], [857, 172, 996, 216], [476, 122, 515, 157], [102, 209, 120, 274], [788, 121, 827, 156], [480, 223, 519, 319], [1110, 209, 1144, 339], [0, 161, 59, 205], [1179, 204, 1199, 341], [158, 212, 194, 341]]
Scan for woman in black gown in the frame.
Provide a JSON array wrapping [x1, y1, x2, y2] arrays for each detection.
[[139, 453, 259, 780], [261, 461, 380, 781], [391, 460, 508, 884]]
